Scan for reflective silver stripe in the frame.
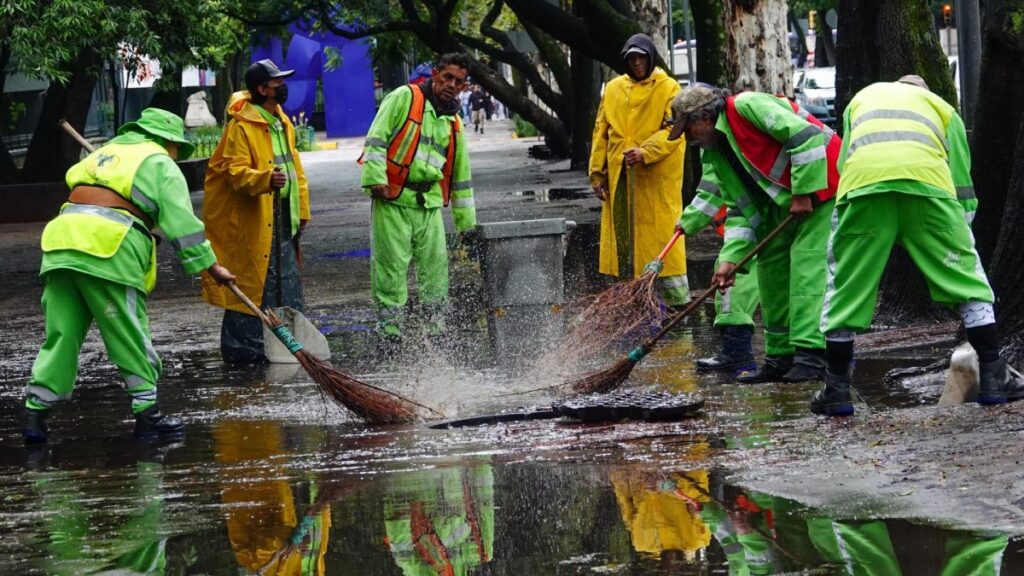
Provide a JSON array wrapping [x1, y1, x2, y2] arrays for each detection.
[[25, 384, 70, 403], [62, 203, 135, 226], [130, 185, 157, 214], [849, 131, 941, 155], [820, 207, 841, 333], [126, 287, 160, 372], [721, 285, 732, 313], [956, 186, 975, 200], [724, 227, 756, 243], [764, 183, 783, 200], [451, 197, 475, 208], [787, 125, 820, 150], [364, 137, 388, 148], [691, 195, 720, 218], [791, 146, 826, 166], [822, 125, 836, 140], [748, 213, 762, 228], [851, 109, 947, 151], [363, 151, 387, 163], [661, 274, 689, 289], [170, 231, 207, 252], [795, 106, 810, 120], [826, 329, 856, 342], [769, 150, 790, 181], [452, 180, 473, 191], [272, 153, 294, 165], [964, 210, 976, 224], [697, 179, 720, 196]]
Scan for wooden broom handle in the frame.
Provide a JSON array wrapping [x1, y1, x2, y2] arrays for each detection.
[[655, 229, 684, 263], [227, 282, 273, 327], [59, 119, 95, 152]]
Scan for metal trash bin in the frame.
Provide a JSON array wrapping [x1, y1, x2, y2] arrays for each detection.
[[476, 218, 573, 362]]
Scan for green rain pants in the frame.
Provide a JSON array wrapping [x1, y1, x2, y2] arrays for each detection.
[[820, 193, 993, 335], [612, 171, 689, 306], [714, 255, 760, 327], [755, 199, 832, 356], [806, 518, 901, 576], [25, 269, 160, 414], [371, 200, 449, 336]]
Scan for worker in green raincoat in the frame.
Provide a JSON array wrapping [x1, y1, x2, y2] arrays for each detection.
[[360, 53, 476, 353], [668, 84, 842, 384], [813, 75, 1024, 416], [22, 108, 235, 443]]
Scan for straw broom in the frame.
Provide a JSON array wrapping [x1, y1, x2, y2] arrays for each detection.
[[570, 215, 795, 394], [228, 283, 441, 424], [563, 164, 687, 358]]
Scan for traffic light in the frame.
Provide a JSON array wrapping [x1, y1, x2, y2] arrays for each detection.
[[942, 4, 952, 26]]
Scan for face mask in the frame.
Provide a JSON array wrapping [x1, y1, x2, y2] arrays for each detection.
[[272, 84, 289, 105]]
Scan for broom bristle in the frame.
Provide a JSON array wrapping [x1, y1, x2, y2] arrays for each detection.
[[294, 350, 422, 424], [561, 272, 665, 359], [569, 357, 638, 394]]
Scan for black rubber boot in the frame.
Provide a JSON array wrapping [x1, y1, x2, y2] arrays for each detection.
[[783, 348, 827, 383], [810, 372, 855, 416], [736, 355, 793, 384], [696, 325, 756, 373], [978, 358, 1024, 405], [22, 407, 50, 444], [134, 405, 185, 439]]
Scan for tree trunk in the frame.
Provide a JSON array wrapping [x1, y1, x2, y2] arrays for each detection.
[[628, 0, 670, 61], [835, 0, 959, 323], [789, 10, 809, 68], [22, 50, 101, 183], [691, 0, 729, 86], [723, 0, 792, 95], [569, 49, 600, 170], [967, 0, 1024, 266], [814, 19, 836, 67], [977, 0, 1024, 363]]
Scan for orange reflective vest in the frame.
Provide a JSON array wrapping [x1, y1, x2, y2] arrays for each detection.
[[724, 96, 840, 204], [385, 84, 461, 206]]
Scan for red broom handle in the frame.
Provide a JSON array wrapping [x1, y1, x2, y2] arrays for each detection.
[[654, 229, 683, 263]]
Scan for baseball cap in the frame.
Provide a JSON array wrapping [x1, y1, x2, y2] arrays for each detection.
[[667, 84, 719, 141], [244, 59, 295, 88], [897, 74, 929, 90]]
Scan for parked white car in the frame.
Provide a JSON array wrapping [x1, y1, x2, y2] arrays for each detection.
[[794, 66, 837, 127]]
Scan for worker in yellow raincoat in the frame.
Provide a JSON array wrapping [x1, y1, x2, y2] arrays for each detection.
[[589, 33, 688, 308], [611, 467, 712, 563]]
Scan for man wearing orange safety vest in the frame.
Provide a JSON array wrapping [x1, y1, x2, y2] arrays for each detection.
[[668, 84, 842, 383], [361, 53, 476, 353]]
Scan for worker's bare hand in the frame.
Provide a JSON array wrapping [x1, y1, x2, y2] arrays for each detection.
[[369, 184, 390, 200], [270, 168, 287, 190], [623, 147, 646, 166], [790, 194, 813, 217], [712, 262, 738, 291], [207, 263, 236, 285], [593, 183, 608, 201]]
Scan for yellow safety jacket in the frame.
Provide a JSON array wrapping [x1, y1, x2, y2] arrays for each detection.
[[838, 82, 959, 201], [44, 140, 166, 292]]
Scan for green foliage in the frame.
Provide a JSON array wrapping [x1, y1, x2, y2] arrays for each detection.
[[186, 124, 222, 159], [512, 114, 538, 138], [4, 100, 26, 132], [290, 112, 317, 152], [1, 1, 247, 84]]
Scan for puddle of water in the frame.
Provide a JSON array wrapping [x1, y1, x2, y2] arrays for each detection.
[[510, 188, 592, 202]]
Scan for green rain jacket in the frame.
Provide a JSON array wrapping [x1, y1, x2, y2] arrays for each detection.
[[360, 81, 476, 232], [699, 92, 832, 265], [43, 131, 216, 293]]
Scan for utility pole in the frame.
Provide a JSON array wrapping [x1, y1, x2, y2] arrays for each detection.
[[953, 0, 980, 129], [683, 0, 695, 85], [668, 0, 675, 75]]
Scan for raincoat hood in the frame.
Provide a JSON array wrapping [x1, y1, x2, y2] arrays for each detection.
[[620, 33, 657, 81], [224, 90, 286, 124]]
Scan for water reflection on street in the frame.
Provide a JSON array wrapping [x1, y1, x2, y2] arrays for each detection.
[[0, 318, 1017, 574]]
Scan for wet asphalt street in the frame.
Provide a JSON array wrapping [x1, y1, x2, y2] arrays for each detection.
[[1, 119, 1023, 574]]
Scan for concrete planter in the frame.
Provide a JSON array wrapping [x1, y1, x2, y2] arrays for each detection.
[[0, 181, 69, 224], [177, 157, 209, 192]]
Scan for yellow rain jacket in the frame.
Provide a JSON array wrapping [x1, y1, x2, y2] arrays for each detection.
[[612, 468, 712, 557], [202, 91, 311, 312], [590, 67, 686, 278]]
